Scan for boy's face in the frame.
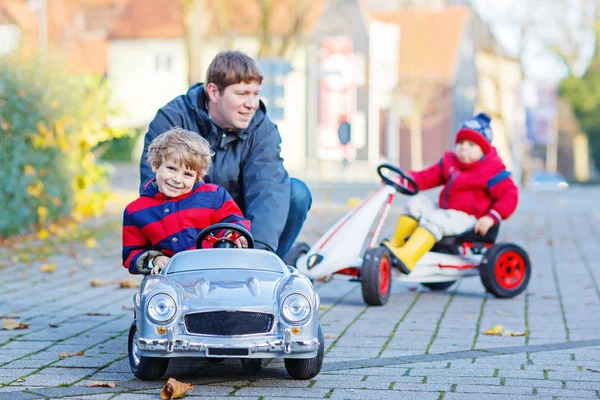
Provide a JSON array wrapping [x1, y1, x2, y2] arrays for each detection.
[[152, 157, 198, 198], [455, 140, 484, 164], [207, 81, 261, 130]]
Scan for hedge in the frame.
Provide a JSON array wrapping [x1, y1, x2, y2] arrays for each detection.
[[0, 53, 126, 237]]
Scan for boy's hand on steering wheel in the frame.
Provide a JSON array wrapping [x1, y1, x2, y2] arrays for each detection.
[[151, 255, 170, 274], [474, 216, 495, 236], [224, 231, 248, 248]]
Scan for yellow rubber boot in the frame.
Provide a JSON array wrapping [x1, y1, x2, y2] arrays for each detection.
[[385, 227, 436, 274], [389, 215, 418, 247]]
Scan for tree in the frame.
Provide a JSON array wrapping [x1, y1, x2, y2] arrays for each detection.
[[559, 21, 600, 169]]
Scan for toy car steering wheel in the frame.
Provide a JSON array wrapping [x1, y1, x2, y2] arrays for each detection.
[[195, 223, 255, 249], [377, 163, 419, 196]]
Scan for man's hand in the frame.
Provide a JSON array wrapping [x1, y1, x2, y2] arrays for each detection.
[[151, 255, 170, 275], [474, 215, 495, 236]]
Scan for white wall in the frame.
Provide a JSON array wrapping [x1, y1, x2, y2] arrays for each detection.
[[108, 39, 188, 128]]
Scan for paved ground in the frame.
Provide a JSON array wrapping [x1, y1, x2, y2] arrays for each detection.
[[1, 163, 600, 399]]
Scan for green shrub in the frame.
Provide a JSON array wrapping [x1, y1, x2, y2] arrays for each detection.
[[0, 53, 126, 237]]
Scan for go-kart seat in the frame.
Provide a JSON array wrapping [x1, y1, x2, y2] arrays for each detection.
[[431, 224, 500, 254]]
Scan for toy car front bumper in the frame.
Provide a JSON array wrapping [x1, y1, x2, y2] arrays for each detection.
[[137, 328, 319, 359]]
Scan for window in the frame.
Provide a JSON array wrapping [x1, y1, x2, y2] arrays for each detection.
[[0, 25, 20, 57], [154, 53, 172, 72]]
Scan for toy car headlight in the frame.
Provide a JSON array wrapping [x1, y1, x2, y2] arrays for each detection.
[[282, 293, 311, 324], [147, 293, 176, 323]]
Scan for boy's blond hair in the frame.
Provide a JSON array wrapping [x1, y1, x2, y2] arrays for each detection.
[[205, 50, 263, 95], [147, 128, 213, 179]]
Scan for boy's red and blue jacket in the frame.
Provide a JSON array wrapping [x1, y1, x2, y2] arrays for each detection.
[[122, 180, 250, 274], [408, 147, 518, 224]]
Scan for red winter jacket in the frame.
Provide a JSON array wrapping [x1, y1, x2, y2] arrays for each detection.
[[408, 148, 518, 223], [122, 180, 250, 274]]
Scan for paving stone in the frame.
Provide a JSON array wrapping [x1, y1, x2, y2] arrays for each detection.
[[234, 386, 331, 397], [328, 388, 441, 400], [0, 390, 44, 399]]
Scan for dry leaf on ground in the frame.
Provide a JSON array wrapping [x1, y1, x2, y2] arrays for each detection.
[[323, 334, 339, 339], [483, 325, 504, 335], [119, 279, 140, 289], [86, 381, 117, 388], [49, 323, 60, 328], [85, 312, 111, 316], [90, 279, 116, 287], [161, 378, 193, 399], [501, 330, 526, 337], [40, 263, 56, 273], [122, 306, 134, 311], [0, 314, 19, 319], [483, 324, 526, 337], [16, 378, 25, 382], [59, 351, 84, 358], [3, 319, 29, 330]]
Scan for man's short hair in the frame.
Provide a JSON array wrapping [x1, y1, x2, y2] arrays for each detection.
[[147, 128, 214, 179], [205, 50, 263, 94]]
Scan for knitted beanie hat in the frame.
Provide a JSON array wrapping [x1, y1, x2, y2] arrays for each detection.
[[455, 112, 493, 154]]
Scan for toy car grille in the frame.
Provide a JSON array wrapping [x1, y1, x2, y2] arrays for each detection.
[[184, 311, 274, 335]]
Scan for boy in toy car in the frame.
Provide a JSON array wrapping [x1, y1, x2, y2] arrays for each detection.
[[122, 128, 250, 275], [383, 112, 519, 274]]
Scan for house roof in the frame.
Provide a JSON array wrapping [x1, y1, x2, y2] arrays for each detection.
[[109, 0, 184, 39], [204, 0, 325, 37], [371, 5, 471, 83], [0, 0, 37, 31]]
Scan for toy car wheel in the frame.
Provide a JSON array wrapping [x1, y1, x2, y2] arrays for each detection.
[[479, 243, 531, 298], [361, 247, 392, 306], [283, 241, 310, 267], [128, 322, 169, 380], [240, 358, 262, 376], [284, 323, 324, 380], [422, 281, 456, 291], [206, 357, 224, 364]]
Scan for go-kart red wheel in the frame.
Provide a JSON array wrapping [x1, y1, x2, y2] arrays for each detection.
[[361, 247, 392, 306], [479, 243, 531, 298]]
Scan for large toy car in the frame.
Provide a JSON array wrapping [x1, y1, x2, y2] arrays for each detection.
[[128, 223, 324, 381], [286, 164, 531, 306]]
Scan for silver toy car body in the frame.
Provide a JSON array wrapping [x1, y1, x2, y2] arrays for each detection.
[[128, 248, 324, 380]]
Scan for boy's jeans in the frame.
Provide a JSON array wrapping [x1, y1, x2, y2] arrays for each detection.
[[404, 195, 476, 241], [276, 178, 312, 259]]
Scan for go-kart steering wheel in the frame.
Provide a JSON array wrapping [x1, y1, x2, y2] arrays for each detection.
[[377, 163, 419, 196], [195, 223, 254, 249]]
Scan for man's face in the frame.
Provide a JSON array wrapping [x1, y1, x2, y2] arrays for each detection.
[[207, 81, 261, 130], [152, 157, 198, 198]]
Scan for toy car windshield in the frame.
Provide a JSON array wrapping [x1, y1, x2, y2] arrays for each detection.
[[164, 249, 287, 275]]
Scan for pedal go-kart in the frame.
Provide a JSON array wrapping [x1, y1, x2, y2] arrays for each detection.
[[128, 223, 324, 380], [285, 164, 531, 306]]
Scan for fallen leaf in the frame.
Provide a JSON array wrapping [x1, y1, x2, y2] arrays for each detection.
[[16, 378, 25, 382], [542, 295, 559, 300], [0, 314, 19, 319], [85, 312, 111, 316], [86, 381, 117, 388], [495, 309, 505, 315], [323, 334, 339, 339], [3, 319, 29, 330], [483, 325, 504, 335], [318, 306, 326, 310], [85, 238, 97, 248], [90, 279, 115, 287], [161, 378, 193, 399], [59, 351, 84, 358], [408, 287, 418, 292], [464, 315, 477, 320], [68, 268, 77, 277], [40, 263, 56, 273], [501, 330, 526, 337], [122, 306, 134, 311], [82, 258, 92, 265], [119, 279, 140, 289], [49, 323, 60, 328]]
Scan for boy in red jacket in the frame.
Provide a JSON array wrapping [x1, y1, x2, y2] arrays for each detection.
[[383, 112, 518, 274], [122, 128, 250, 275]]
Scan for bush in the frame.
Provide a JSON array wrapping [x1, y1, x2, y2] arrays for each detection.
[[0, 53, 126, 237]]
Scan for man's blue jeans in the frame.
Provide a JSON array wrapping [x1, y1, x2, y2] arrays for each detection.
[[276, 178, 312, 259]]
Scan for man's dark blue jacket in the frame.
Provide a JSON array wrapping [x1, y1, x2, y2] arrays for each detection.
[[139, 83, 290, 253]]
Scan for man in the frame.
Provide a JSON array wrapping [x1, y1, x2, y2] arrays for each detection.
[[139, 50, 311, 259]]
